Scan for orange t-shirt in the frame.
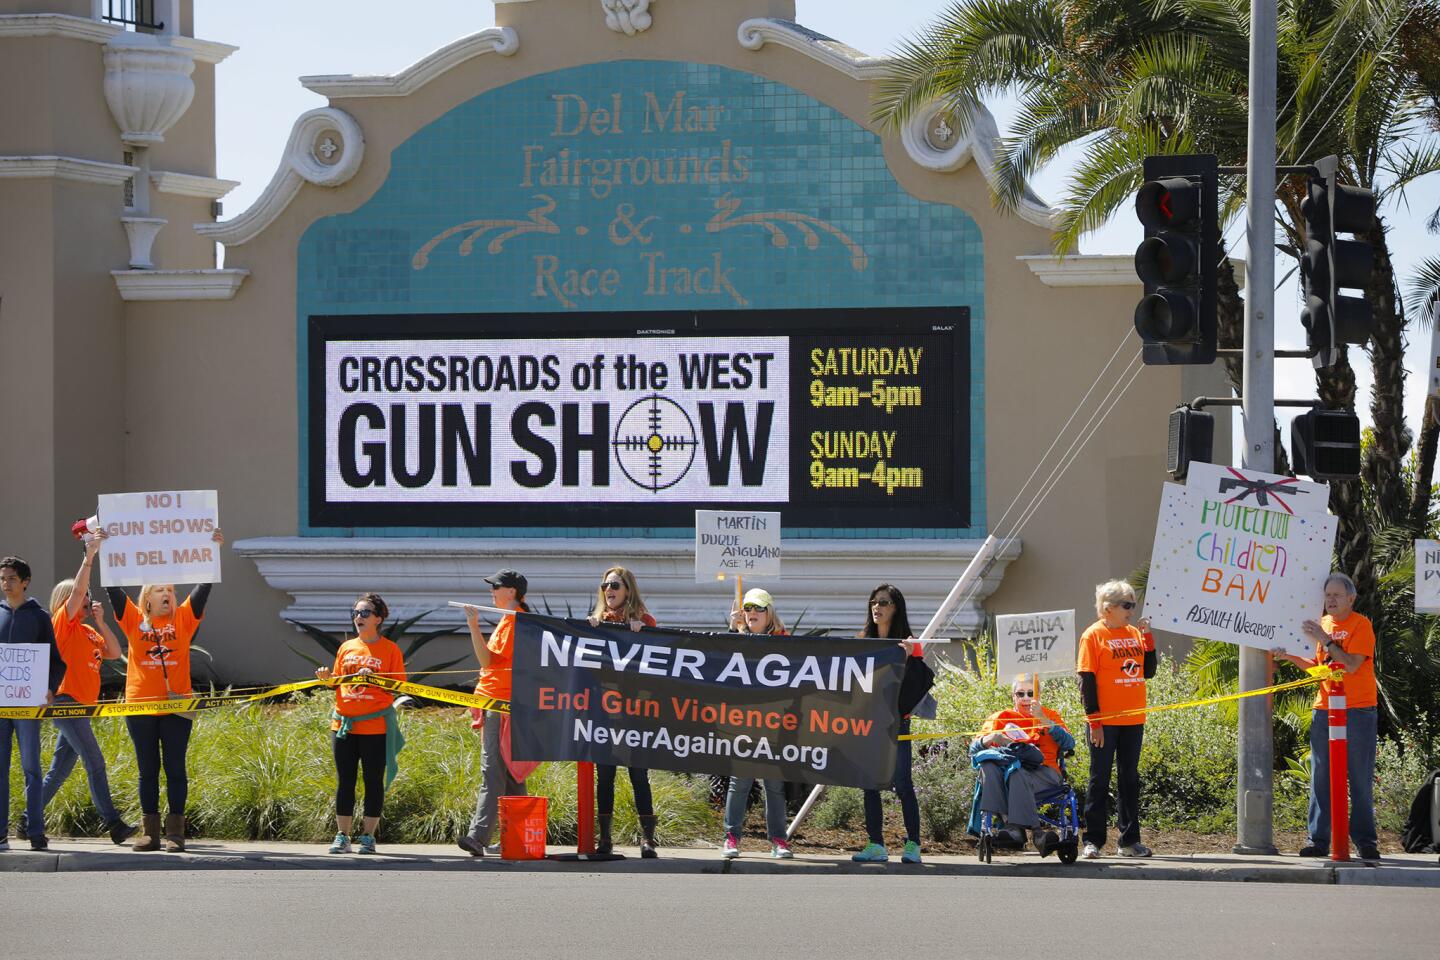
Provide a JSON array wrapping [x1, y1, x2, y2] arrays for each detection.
[[979, 707, 1071, 772], [1076, 621, 1148, 725], [119, 596, 200, 702], [330, 636, 406, 736], [52, 608, 106, 705], [475, 615, 516, 701], [1313, 611, 1377, 710]]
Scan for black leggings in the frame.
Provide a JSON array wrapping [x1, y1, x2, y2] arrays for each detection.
[[332, 732, 387, 819], [125, 714, 193, 815], [597, 765, 654, 818], [1084, 723, 1145, 847]]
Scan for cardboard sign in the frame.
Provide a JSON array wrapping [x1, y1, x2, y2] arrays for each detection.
[[0, 644, 50, 707], [994, 609, 1076, 679], [694, 509, 781, 582], [1417, 540, 1440, 614], [1142, 469, 1337, 656], [98, 490, 222, 587]]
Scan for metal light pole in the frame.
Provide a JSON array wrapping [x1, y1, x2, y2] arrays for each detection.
[[1235, 0, 1279, 855]]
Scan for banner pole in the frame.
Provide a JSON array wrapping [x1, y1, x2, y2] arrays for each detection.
[[787, 784, 826, 841], [917, 534, 998, 641]]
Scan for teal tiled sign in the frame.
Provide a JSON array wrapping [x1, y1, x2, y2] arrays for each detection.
[[298, 60, 985, 539]]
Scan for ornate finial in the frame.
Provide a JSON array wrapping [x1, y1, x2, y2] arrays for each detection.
[[602, 0, 652, 36]]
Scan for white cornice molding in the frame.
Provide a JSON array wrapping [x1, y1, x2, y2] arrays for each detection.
[[299, 27, 519, 98], [111, 268, 249, 301], [1019, 254, 1248, 289], [196, 107, 364, 246], [151, 170, 238, 199], [232, 536, 1021, 636], [0, 14, 235, 63], [0, 155, 136, 185], [738, 18, 1059, 230]]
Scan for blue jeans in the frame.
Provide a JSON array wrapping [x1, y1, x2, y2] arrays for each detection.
[[1308, 706, 1377, 850], [1, 717, 45, 839], [43, 696, 120, 824], [724, 777, 787, 839], [863, 717, 921, 845]]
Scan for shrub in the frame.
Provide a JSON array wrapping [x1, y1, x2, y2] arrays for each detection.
[[810, 785, 863, 831]]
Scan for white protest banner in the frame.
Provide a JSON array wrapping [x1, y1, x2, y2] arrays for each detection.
[[1142, 466, 1336, 656], [694, 509, 781, 582], [0, 644, 50, 707], [1417, 540, 1440, 614], [994, 610, 1076, 680], [98, 490, 222, 588]]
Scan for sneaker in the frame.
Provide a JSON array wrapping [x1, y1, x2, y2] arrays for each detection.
[[356, 834, 377, 855], [108, 820, 139, 846], [851, 842, 889, 862], [327, 832, 352, 854], [484, 844, 501, 856], [1118, 843, 1152, 858], [901, 840, 922, 864], [0, 838, 8, 852], [721, 832, 740, 859], [770, 837, 793, 859], [1358, 844, 1381, 862], [28, 835, 48, 851], [1081, 842, 1101, 859], [993, 827, 1026, 849], [1298, 843, 1329, 858], [457, 835, 485, 857]]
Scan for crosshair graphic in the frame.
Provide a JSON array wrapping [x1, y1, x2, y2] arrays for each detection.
[[612, 394, 699, 492]]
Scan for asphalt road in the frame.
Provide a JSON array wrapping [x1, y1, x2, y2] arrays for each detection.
[[4, 871, 1435, 958]]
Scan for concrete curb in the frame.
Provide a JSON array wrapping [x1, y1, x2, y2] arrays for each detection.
[[3, 840, 1438, 886]]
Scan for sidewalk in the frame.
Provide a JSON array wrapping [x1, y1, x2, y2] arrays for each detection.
[[4, 837, 1438, 886]]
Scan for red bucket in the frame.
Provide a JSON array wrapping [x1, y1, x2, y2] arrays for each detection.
[[498, 795, 548, 860]]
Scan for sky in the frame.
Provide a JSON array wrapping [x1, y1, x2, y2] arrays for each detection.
[[196, 0, 1437, 461]]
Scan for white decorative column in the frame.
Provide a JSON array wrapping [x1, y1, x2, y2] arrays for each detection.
[[120, 216, 166, 268]]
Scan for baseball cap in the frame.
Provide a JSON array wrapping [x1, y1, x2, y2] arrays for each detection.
[[742, 588, 773, 610], [484, 569, 527, 592]]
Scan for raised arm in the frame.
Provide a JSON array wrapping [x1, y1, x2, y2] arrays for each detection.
[[66, 535, 103, 622]]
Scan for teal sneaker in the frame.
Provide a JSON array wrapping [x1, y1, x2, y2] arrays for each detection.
[[901, 841, 922, 864], [327, 832, 351, 854], [851, 842, 889, 863], [356, 833, 377, 854]]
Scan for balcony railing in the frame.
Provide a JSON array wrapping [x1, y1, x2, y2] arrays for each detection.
[[99, 0, 165, 31]]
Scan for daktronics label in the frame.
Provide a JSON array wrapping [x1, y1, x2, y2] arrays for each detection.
[[307, 308, 970, 529], [324, 336, 787, 502]]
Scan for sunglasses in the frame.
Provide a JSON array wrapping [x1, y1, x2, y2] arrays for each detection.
[[601, 581, 624, 591], [353, 608, 377, 619], [742, 604, 769, 612], [1112, 600, 1136, 610], [870, 598, 893, 608], [1013, 690, 1036, 697]]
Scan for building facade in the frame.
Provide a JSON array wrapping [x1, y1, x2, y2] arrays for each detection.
[[0, 0, 1225, 683]]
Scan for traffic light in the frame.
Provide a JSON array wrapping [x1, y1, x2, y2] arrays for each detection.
[[1300, 155, 1375, 368], [1291, 408, 1361, 480], [1133, 154, 1219, 365], [1167, 405, 1214, 480]]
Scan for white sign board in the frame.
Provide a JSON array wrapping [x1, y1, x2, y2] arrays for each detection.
[[994, 609, 1076, 679], [1417, 540, 1440, 614], [0, 644, 50, 707], [1142, 466, 1337, 656], [98, 490, 222, 587], [694, 509, 781, 582]]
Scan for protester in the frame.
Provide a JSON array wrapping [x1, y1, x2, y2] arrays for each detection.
[[1272, 572, 1381, 861], [720, 588, 793, 859], [315, 592, 406, 854], [1076, 578, 1156, 859], [588, 566, 660, 857], [852, 582, 924, 864], [457, 569, 534, 857], [969, 674, 1073, 855], [21, 533, 135, 845], [105, 527, 224, 853], [1, 555, 66, 851]]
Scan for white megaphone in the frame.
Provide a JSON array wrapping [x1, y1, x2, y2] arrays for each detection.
[[73, 515, 101, 542]]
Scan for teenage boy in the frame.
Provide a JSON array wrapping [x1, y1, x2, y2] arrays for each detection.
[[1, 555, 67, 851]]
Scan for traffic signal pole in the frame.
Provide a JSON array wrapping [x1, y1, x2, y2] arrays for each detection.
[[1235, 0, 1280, 855]]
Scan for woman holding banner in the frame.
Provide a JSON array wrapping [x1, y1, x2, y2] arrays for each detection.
[[588, 566, 660, 858], [853, 583, 924, 864], [315, 592, 406, 855], [457, 569, 532, 858], [105, 527, 224, 853], [720, 588, 793, 859], [1076, 579, 1156, 859]]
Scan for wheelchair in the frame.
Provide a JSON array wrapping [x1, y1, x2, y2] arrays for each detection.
[[972, 753, 1081, 865]]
